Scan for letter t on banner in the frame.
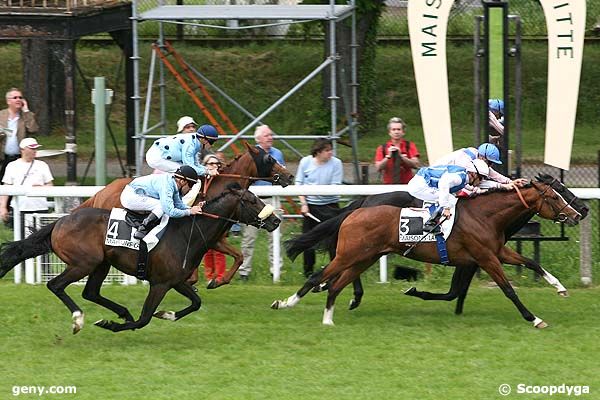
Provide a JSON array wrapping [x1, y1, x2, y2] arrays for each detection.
[[408, 0, 455, 163], [540, 1, 586, 170]]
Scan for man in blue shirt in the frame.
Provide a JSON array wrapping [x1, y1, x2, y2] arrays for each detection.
[[120, 165, 204, 240], [295, 138, 343, 277], [239, 125, 286, 281]]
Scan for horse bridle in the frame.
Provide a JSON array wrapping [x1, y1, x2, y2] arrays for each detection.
[[194, 187, 272, 229], [514, 179, 577, 223]]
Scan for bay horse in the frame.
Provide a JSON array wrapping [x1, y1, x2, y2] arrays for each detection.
[[0, 184, 280, 333], [272, 175, 586, 327], [76, 141, 294, 288], [297, 186, 585, 314]]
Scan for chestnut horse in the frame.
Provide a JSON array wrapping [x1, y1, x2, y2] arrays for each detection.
[[76, 142, 294, 288], [273, 175, 587, 328], [0, 184, 280, 333]]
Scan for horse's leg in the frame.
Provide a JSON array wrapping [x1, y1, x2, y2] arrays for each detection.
[[154, 281, 202, 321], [81, 262, 134, 322], [349, 278, 364, 311], [270, 269, 326, 310], [478, 257, 547, 329], [95, 283, 170, 332], [404, 266, 473, 302], [498, 246, 568, 296], [207, 237, 240, 289], [454, 266, 478, 315], [46, 265, 93, 334], [323, 266, 366, 325]]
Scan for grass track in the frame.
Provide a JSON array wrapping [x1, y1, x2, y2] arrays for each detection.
[[1, 282, 599, 399]]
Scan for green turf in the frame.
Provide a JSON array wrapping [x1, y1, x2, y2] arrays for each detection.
[[0, 281, 598, 399]]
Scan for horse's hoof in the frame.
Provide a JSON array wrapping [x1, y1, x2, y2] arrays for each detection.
[[348, 299, 361, 311], [404, 287, 417, 296], [558, 290, 569, 297], [322, 320, 335, 326], [94, 319, 111, 330], [71, 311, 84, 335], [154, 310, 177, 321], [271, 300, 281, 310], [533, 317, 548, 329], [206, 279, 217, 289]]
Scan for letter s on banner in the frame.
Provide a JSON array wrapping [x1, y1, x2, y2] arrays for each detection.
[[408, 0, 455, 164], [540, 0, 586, 170]]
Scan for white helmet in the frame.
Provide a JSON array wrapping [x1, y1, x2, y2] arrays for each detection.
[[466, 158, 490, 178], [176, 116, 198, 133]]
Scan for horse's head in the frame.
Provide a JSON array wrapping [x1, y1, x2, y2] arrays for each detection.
[[245, 142, 294, 187], [530, 174, 588, 226], [223, 183, 281, 232]]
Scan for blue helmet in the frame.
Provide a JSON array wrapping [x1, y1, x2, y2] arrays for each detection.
[[477, 143, 502, 165], [488, 99, 504, 114], [196, 124, 219, 143]]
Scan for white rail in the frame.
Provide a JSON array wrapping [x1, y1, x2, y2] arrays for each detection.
[[1, 185, 598, 284]]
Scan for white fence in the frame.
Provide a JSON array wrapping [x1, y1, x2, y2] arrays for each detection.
[[1, 185, 598, 285]]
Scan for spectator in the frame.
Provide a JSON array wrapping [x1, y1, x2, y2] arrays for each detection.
[[176, 116, 198, 134], [188, 153, 227, 286], [374, 117, 420, 184], [0, 88, 39, 184], [488, 98, 504, 144], [296, 138, 343, 277], [0, 138, 52, 238], [239, 125, 285, 281]]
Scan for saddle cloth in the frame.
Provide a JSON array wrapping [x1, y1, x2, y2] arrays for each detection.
[[398, 204, 457, 243], [104, 208, 169, 252]]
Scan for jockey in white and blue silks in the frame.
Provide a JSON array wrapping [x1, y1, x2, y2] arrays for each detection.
[[407, 159, 490, 233], [432, 143, 526, 194], [145, 124, 219, 176], [120, 166, 204, 240]]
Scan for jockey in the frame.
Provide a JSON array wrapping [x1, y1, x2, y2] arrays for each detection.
[[120, 165, 204, 240], [407, 159, 490, 233], [145, 124, 219, 177], [432, 142, 527, 193]]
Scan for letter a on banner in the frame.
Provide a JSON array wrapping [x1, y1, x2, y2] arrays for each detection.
[[540, 1, 586, 170], [408, 0, 455, 163]]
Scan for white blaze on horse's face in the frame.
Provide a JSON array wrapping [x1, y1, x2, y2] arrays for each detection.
[[549, 187, 582, 224], [258, 204, 275, 220]]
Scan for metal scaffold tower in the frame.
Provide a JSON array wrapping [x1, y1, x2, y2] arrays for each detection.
[[130, 1, 358, 177]]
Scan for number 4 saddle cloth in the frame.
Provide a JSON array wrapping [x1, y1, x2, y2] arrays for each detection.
[[104, 208, 169, 251], [398, 204, 457, 243]]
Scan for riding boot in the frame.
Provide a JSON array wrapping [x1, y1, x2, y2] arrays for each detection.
[[134, 212, 160, 240], [423, 207, 443, 234]]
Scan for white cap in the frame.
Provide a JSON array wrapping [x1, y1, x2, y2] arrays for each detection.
[[466, 158, 490, 177], [19, 137, 42, 149], [176, 116, 198, 133]]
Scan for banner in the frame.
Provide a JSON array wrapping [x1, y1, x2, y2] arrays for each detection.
[[540, 0, 586, 170], [408, 0, 455, 163]]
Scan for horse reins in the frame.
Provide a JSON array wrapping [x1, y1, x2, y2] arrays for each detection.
[[515, 179, 576, 222]]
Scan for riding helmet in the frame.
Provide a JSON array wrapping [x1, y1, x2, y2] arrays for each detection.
[[174, 165, 199, 184], [196, 124, 219, 143], [488, 99, 504, 114], [469, 159, 490, 178], [477, 143, 502, 165]]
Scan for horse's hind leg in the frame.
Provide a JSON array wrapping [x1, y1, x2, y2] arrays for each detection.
[[404, 266, 473, 304], [81, 262, 134, 322], [271, 269, 325, 310], [323, 266, 366, 325], [498, 246, 568, 296], [454, 266, 478, 315], [95, 284, 170, 332], [348, 277, 364, 311], [154, 281, 202, 321], [46, 266, 93, 334]]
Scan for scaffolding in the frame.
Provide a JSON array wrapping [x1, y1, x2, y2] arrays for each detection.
[[131, 1, 358, 178]]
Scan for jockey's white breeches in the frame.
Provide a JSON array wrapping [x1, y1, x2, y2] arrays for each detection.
[[407, 175, 458, 209], [120, 185, 165, 218], [146, 146, 182, 173]]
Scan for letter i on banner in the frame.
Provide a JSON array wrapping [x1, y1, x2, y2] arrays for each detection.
[[540, 1, 586, 170], [408, 0, 455, 164]]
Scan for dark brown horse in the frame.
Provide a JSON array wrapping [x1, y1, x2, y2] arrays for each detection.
[[273, 175, 587, 327], [0, 184, 280, 333], [76, 142, 294, 288]]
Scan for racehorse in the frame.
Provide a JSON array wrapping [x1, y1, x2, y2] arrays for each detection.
[[76, 142, 294, 288], [0, 184, 280, 333], [295, 185, 585, 314], [273, 175, 587, 327]]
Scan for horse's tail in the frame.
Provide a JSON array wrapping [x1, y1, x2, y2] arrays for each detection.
[[285, 209, 355, 261], [0, 221, 56, 279]]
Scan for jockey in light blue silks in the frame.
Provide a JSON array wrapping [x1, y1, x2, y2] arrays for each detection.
[[120, 166, 204, 240], [407, 159, 490, 233]]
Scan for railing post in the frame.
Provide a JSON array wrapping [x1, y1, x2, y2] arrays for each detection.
[[580, 201, 592, 285]]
